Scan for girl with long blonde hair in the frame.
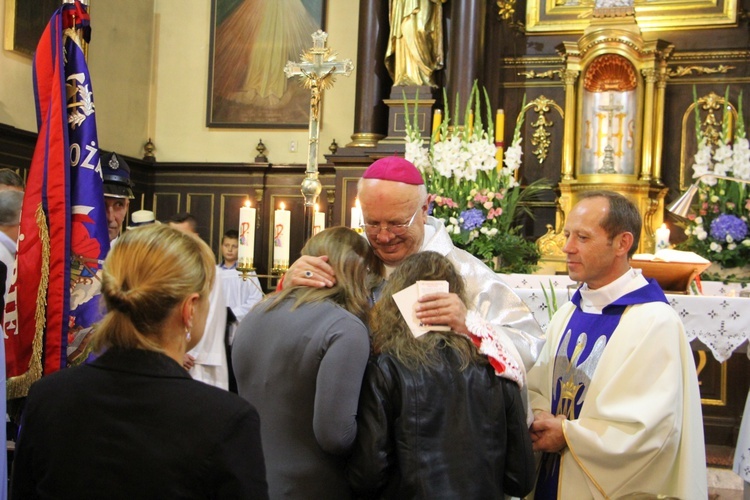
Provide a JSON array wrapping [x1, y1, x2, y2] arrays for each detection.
[[233, 226, 382, 499]]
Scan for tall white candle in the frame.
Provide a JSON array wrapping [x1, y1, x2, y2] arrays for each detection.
[[351, 198, 363, 230], [655, 223, 670, 251], [313, 204, 325, 235], [273, 202, 291, 270], [238, 200, 256, 269]]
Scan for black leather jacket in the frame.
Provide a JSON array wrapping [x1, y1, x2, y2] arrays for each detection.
[[346, 347, 535, 499]]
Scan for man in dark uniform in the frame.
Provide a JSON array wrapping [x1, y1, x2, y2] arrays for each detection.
[[101, 152, 134, 243]]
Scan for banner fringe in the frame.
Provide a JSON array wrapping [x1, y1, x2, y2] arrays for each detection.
[[7, 203, 51, 399]]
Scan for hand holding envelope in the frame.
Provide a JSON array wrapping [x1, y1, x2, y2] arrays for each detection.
[[393, 280, 452, 338]]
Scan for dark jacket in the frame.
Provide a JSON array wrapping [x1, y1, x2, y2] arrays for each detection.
[[346, 347, 535, 499], [10, 348, 268, 500]]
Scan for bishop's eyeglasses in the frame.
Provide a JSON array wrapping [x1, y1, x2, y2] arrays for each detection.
[[360, 206, 420, 237]]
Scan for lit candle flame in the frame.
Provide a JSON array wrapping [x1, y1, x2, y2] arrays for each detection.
[[280, 202, 285, 210], [244, 199, 251, 208], [315, 203, 319, 213]]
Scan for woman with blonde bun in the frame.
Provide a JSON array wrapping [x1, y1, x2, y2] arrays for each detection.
[[10, 224, 268, 500], [233, 226, 383, 499]]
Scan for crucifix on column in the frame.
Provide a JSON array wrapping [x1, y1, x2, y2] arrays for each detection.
[[284, 30, 354, 241]]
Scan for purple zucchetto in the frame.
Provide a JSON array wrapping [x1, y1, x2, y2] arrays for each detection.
[[362, 157, 424, 185]]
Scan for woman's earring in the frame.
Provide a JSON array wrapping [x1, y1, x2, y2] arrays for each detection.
[[185, 327, 192, 343]]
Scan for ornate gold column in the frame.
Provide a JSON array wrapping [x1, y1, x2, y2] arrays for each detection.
[[651, 60, 670, 184], [561, 68, 579, 181], [640, 68, 657, 182]]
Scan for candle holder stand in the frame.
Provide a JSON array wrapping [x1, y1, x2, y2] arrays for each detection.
[[271, 266, 288, 276], [236, 263, 256, 281]]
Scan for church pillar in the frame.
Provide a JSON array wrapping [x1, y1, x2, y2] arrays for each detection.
[[561, 69, 579, 182], [640, 68, 657, 182], [652, 64, 668, 185], [346, 0, 390, 148], [446, 0, 486, 114]]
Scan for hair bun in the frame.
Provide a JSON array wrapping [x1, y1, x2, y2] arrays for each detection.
[[105, 282, 135, 315]]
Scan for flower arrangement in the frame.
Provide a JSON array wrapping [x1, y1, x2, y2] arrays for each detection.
[[679, 88, 750, 273], [404, 84, 551, 274]]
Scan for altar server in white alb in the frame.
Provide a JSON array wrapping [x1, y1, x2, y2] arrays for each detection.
[[527, 190, 706, 499]]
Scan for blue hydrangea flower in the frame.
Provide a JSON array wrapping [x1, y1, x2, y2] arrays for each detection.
[[460, 208, 485, 231], [710, 214, 748, 242]]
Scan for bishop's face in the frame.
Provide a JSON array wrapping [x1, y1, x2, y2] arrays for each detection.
[[358, 179, 426, 267]]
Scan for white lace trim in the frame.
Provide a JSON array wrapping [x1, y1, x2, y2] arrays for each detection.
[[465, 310, 526, 389]]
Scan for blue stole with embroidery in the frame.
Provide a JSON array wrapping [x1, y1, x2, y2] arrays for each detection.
[[535, 279, 666, 499]]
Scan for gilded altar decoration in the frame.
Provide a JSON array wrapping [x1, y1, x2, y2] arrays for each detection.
[[518, 95, 564, 164], [519, 69, 563, 80], [679, 89, 750, 273], [525, 0, 737, 33], [581, 54, 638, 175], [667, 65, 736, 78], [403, 85, 552, 274], [497, 0, 525, 31]]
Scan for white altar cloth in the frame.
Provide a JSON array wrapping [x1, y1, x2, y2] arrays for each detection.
[[501, 274, 750, 363]]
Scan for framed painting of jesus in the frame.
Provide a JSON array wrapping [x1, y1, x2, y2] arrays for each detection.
[[206, 0, 327, 128]]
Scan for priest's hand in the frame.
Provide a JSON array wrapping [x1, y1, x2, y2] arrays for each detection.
[[415, 292, 468, 335], [530, 411, 567, 453], [283, 255, 335, 290]]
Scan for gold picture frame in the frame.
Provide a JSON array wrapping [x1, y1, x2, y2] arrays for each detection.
[[3, 0, 60, 57], [525, 0, 738, 33]]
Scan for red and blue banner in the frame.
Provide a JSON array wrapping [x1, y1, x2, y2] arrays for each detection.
[[5, 0, 109, 398]]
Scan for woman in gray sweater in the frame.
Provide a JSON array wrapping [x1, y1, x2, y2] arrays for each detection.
[[232, 226, 382, 499]]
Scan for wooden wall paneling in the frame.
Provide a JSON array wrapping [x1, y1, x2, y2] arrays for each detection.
[[0, 124, 34, 177], [333, 166, 367, 228], [153, 192, 181, 223], [317, 172, 335, 228], [187, 193, 216, 248], [342, 176, 362, 228], [701, 352, 750, 446]]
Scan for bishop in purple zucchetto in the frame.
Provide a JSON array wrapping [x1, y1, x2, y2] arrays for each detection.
[[362, 156, 424, 185]]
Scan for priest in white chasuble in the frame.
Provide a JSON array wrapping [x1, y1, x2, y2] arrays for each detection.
[[527, 190, 707, 499]]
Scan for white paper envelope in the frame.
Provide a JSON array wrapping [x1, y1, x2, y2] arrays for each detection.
[[393, 282, 451, 339]]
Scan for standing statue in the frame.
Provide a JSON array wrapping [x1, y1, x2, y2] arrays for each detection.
[[385, 0, 446, 87]]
